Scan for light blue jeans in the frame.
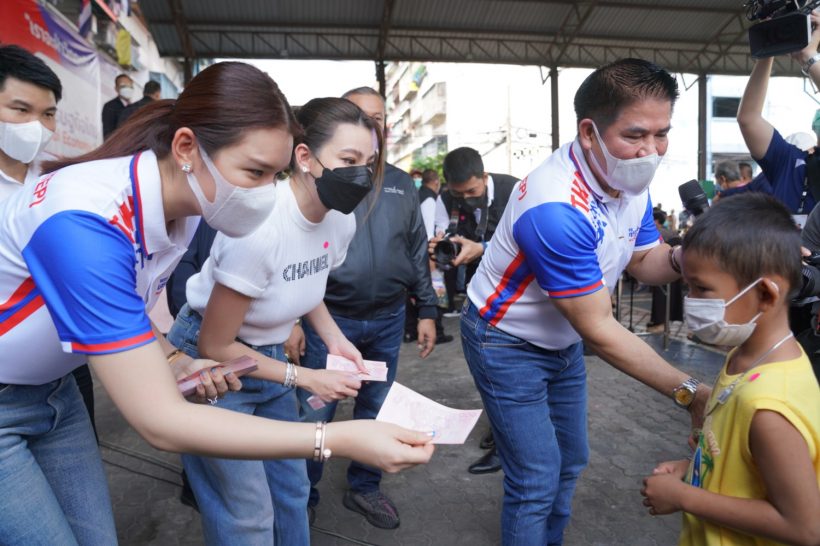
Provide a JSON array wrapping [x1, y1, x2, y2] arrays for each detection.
[[460, 300, 589, 546], [168, 305, 310, 546], [297, 305, 404, 506], [0, 375, 117, 545]]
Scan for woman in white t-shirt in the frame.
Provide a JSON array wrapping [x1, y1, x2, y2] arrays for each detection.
[[166, 97, 383, 545], [0, 63, 433, 545]]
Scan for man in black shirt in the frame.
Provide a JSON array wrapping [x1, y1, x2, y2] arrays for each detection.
[[117, 80, 161, 126], [100, 73, 133, 139]]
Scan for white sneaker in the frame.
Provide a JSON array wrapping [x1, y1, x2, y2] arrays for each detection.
[[442, 310, 461, 318]]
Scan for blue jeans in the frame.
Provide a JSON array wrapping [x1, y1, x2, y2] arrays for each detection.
[[168, 305, 310, 546], [460, 300, 589, 546], [0, 375, 117, 545], [297, 306, 404, 506]]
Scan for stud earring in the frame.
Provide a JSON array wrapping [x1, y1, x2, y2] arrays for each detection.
[[181, 164, 192, 173], [301, 165, 309, 173]]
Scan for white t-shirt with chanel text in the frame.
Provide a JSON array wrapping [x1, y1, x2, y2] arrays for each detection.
[[186, 180, 355, 346]]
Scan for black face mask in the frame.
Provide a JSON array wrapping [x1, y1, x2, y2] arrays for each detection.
[[454, 190, 488, 214], [315, 165, 373, 214]]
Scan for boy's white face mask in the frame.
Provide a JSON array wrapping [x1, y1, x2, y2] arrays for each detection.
[[683, 278, 766, 346]]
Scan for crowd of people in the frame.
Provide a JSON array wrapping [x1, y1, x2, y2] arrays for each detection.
[[0, 15, 818, 546]]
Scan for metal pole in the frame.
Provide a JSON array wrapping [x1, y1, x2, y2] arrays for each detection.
[[550, 65, 559, 151], [376, 60, 386, 98], [663, 283, 671, 350], [628, 276, 635, 332], [697, 73, 708, 182]]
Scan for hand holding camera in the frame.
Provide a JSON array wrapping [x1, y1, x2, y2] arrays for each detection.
[[429, 232, 484, 270]]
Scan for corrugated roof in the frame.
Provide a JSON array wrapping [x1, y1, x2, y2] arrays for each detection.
[[139, 0, 804, 76]]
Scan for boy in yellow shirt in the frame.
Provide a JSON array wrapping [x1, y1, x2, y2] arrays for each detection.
[[641, 193, 820, 545]]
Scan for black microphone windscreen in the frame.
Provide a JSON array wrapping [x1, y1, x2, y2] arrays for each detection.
[[678, 179, 703, 203]]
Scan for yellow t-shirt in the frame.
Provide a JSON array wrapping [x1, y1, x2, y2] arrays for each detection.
[[679, 350, 820, 546]]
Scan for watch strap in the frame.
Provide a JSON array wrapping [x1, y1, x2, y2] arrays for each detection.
[[802, 52, 820, 76]]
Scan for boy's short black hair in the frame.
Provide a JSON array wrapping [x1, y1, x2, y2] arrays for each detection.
[[683, 193, 802, 297], [0, 45, 62, 102], [443, 147, 484, 185]]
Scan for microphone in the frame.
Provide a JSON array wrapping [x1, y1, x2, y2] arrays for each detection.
[[678, 179, 709, 218]]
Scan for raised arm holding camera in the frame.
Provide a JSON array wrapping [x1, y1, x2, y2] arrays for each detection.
[[737, 9, 820, 217]]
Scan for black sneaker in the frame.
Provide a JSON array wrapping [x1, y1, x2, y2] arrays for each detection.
[[435, 334, 454, 344], [342, 490, 400, 529]]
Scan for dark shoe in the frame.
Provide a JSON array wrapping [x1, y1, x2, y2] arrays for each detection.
[[179, 472, 199, 512], [308, 505, 316, 526], [468, 448, 502, 474], [436, 334, 454, 344], [403, 332, 417, 343], [479, 429, 495, 450], [343, 490, 400, 529]]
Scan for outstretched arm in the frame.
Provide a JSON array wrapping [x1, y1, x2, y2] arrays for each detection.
[[90, 341, 434, 469]]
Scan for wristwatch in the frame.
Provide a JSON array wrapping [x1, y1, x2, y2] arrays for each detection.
[[672, 377, 701, 409], [802, 52, 820, 76]]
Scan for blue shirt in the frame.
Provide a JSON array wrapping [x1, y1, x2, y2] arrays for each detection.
[[757, 129, 814, 213]]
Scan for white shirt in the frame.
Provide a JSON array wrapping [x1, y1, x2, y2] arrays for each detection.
[[0, 154, 52, 203], [186, 180, 356, 346], [0, 151, 198, 384], [467, 140, 660, 350], [419, 192, 437, 240]]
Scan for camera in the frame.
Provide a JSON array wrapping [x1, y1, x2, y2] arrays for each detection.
[[744, 0, 820, 58], [796, 250, 820, 300], [433, 234, 462, 270]]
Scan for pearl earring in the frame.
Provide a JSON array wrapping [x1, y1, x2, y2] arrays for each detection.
[[181, 164, 192, 173]]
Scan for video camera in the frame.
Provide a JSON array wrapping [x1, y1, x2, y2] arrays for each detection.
[[678, 179, 820, 300], [744, 0, 820, 58]]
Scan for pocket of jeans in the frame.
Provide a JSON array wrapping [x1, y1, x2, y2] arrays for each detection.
[[480, 323, 529, 348]]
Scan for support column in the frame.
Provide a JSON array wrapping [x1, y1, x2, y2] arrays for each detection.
[[550, 65, 559, 151], [376, 60, 386, 98], [697, 73, 708, 181]]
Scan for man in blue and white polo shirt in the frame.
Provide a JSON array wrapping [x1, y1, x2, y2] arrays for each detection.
[[460, 59, 708, 546]]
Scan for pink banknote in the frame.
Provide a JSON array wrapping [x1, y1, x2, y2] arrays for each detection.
[[376, 382, 482, 444]]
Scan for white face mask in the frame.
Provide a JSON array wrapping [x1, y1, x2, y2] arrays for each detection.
[[118, 86, 134, 101], [186, 146, 277, 237], [0, 120, 54, 164], [684, 278, 765, 346], [588, 122, 662, 196]]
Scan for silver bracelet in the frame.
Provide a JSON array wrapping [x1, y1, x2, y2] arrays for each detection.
[[283, 362, 295, 388], [313, 421, 331, 463], [803, 52, 820, 76]]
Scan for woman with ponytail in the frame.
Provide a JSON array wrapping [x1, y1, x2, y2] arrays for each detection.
[[167, 96, 384, 545], [0, 63, 433, 544]]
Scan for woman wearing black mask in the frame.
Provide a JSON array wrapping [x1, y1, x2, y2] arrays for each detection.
[[166, 97, 391, 545]]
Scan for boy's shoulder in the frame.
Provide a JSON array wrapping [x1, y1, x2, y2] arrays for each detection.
[[735, 351, 818, 413]]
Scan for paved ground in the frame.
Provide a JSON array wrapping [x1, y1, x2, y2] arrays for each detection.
[[98, 288, 726, 545]]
